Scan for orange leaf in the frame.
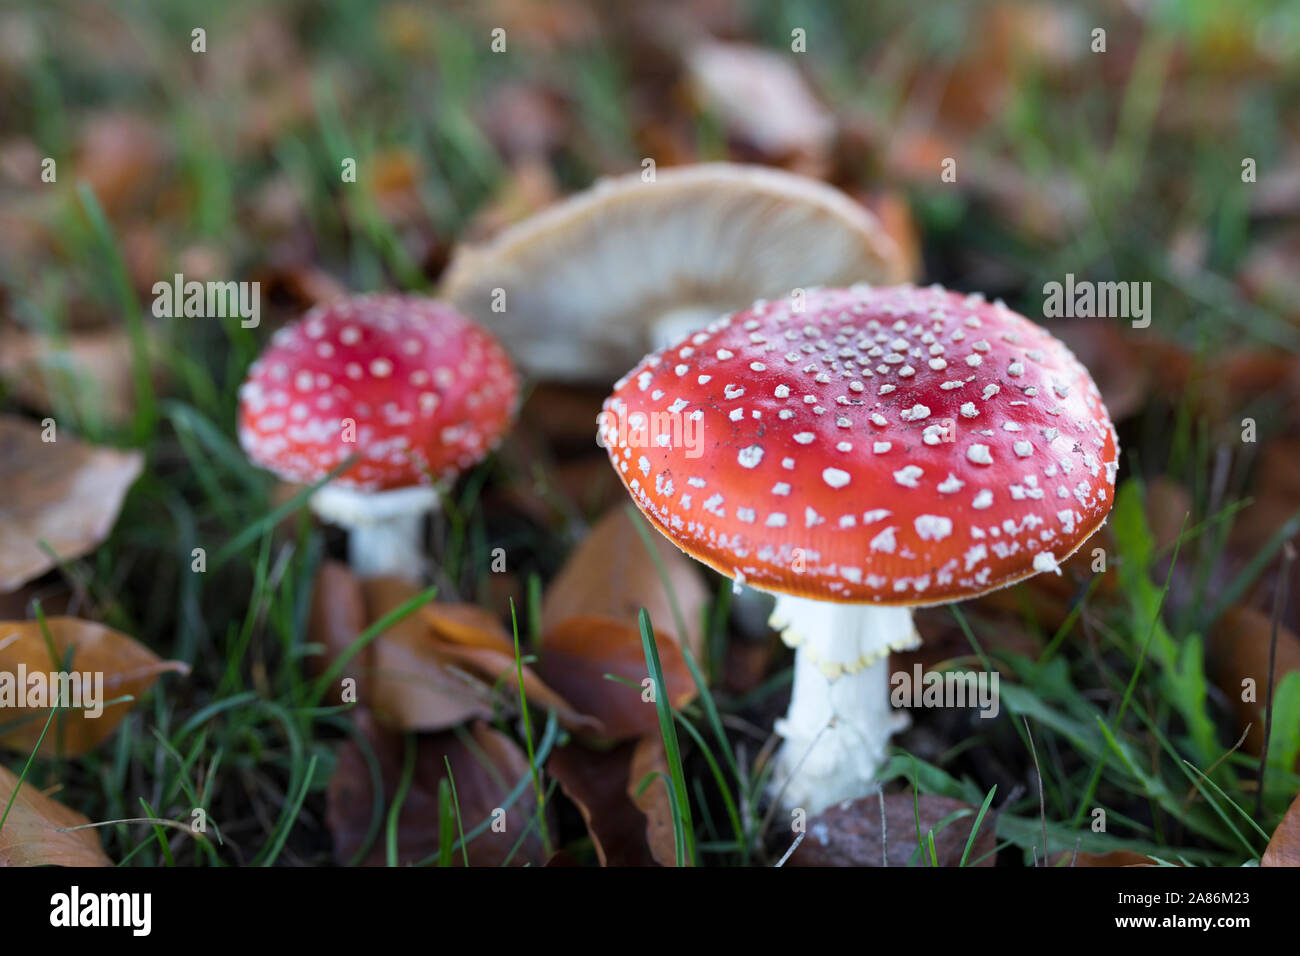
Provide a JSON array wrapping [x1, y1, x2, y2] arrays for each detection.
[[1263, 791, 1300, 867], [627, 734, 676, 866], [362, 578, 495, 732], [0, 764, 112, 866], [542, 507, 710, 659], [0, 618, 187, 756]]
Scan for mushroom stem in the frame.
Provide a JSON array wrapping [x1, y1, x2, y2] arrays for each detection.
[[310, 484, 441, 581], [766, 594, 921, 815], [650, 307, 727, 351]]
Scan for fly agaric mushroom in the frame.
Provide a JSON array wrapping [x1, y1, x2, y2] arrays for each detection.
[[600, 284, 1119, 813], [238, 294, 518, 580], [441, 163, 910, 382]]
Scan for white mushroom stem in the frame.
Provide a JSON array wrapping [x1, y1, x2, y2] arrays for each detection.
[[766, 593, 921, 815], [310, 484, 441, 581], [650, 306, 728, 351]]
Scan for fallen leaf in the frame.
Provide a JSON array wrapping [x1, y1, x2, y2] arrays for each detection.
[[1262, 791, 1300, 867], [306, 561, 369, 705], [789, 792, 996, 867], [355, 578, 598, 734], [0, 617, 188, 756], [542, 507, 709, 659], [0, 326, 159, 429], [363, 577, 496, 732], [536, 615, 695, 742], [0, 764, 112, 866], [685, 41, 834, 167], [1209, 604, 1300, 763], [628, 734, 677, 866], [0, 416, 143, 593], [326, 710, 547, 866], [421, 602, 603, 734], [548, 742, 657, 866]]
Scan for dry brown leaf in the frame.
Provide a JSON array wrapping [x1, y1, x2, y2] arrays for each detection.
[[363, 578, 496, 732], [422, 603, 602, 735], [685, 41, 834, 166], [548, 742, 657, 866], [358, 579, 598, 734], [423, 602, 517, 651], [789, 792, 997, 867], [306, 561, 368, 705], [326, 710, 547, 866], [0, 764, 112, 866], [542, 506, 709, 659], [1262, 791, 1300, 867], [536, 615, 695, 742], [0, 323, 159, 429], [1210, 604, 1300, 763], [0, 617, 187, 756], [627, 734, 677, 866], [0, 417, 143, 593]]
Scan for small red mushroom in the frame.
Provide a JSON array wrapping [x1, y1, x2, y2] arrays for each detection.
[[600, 283, 1119, 812], [238, 294, 518, 579]]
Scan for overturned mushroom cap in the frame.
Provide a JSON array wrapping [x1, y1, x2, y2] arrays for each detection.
[[442, 163, 911, 382], [601, 284, 1120, 606], [238, 294, 518, 492]]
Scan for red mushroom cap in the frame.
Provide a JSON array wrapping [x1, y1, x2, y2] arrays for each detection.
[[238, 294, 518, 491], [601, 284, 1119, 606]]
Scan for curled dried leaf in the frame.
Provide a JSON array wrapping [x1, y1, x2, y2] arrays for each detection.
[[789, 792, 996, 867], [326, 710, 547, 866], [548, 742, 657, 866], [0, 617, 187, 756], [0, 764, 112, 866], [363, 578, 495, 733], [0, 416, 143, 593], [536, 615, 695, 742], [1262, 792, 1300, 867], [542, 506, 709, 659]]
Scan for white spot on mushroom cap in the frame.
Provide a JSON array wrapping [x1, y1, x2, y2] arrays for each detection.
[[915, 515, 953, 541], [894, 465, 923, 487], [822, 467, 850, 489]]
